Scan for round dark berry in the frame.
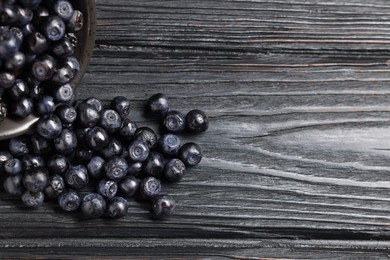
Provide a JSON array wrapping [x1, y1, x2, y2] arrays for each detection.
[[134, 127, 157, 149], [52, 0, 74, 21], [21, 154, 45, 171], [97, 179, 118, 199], [152, 195, 176, 219], [4, 158, 22, 176], [76, 103, 100, 128], [99, 109, 122, 133], [179, 142, 203, 167], [23, 167, 49, 193], [164, 158, 186, 182], [3, 175, 24, 196], [119, 119, 137, 141], [105, 156, 128, 181], [100, 138, 123, 159], [52, 83, 74, 103], [158, 134, 180, 157], [82, 97, 102, 112], [9, 97, 33, 118], [58, 189, 81, 211], [185, 109, 209, 133], [41, 15, 65, 41], [111, 96, 131, 119], [66, 9, 83, 32], [44, 174, 65, 199], [37, 95, 56, 115], [36, 114, 63, 140], [85, 126, 110, 151], [81, 193, 106, 219], [55, 104, 77, 125], [163, 110, 185, 134], [54, 128, 78, 155], [139, 176, 161, 200], [64, 165, 89, 190], [128, 140, 149, 162], [22, 191, 44, 208], [9, 136, 30, 158], [119, 176, 140, 197], [107, 197, 128, 219], [143, 151, 165, 177], [0, 151, 13, 174], [127, 161, 143, 176], [46, 154, 69, 175], [147, 93, 169, 117], [30, 134, 53, 155], [87, 156, 105, 179]]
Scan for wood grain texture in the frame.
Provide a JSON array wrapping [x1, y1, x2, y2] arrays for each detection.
[[2, 0, 390, 258]]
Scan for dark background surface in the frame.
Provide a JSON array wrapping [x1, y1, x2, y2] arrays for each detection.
[[2, 0, 390, 258]]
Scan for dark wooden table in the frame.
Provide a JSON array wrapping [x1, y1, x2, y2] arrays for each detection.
[[2, 0, 390, 258]]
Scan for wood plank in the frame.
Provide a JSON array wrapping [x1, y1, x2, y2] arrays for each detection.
[[2, 0, 390, 257]]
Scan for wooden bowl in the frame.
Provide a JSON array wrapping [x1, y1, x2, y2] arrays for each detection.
[[0, 0, 97, 140]]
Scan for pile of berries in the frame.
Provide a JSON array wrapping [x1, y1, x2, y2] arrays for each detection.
[[0, 93, 209, 219], [0, 0, 84, 121]]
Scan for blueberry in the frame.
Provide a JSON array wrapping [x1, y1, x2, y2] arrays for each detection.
[[7, 79, 28, 100], [36, 114, 63, 139], [111, 96, 131, 119], [85, 126, 110, 151], [158, 134, 181, 156], [44, 174, 65, 199], [87, 156, 105, 179], [51, 37, 74, 58], [134, 127, 157, 149], [163, 110, 185, 134], [20, 22, 35, 36], [23, 167, 49, 193], [4, 51, 25, 71], [15, 6, 33, 26], [3, 175, 24, 196], [52, 83, 74, 103], [147, 93, 169, 117], [37, 95, 56, 115], [31, 54, 56, 81], [105, 156, 128, 181], [64, 165, 89, 190], [127, 161, 143, 176], [4, 158, 22, 176], [179, 142, 203, 167], [97, 179, 118, 199], [9, 97, 33, 118], [99, 109, 122, 134], [9, 136, 30, 158], [76, 103, 100, 128], [9, 27, 24, 45], [26, 32, 48, 55], [128, 140, 149, 162], [152, 195, 176, 219], [21, 191, 44, 208], [52, 66, 73, 85], [21, 154, 45, 171], [55, 104, 77, 125], [63, 56, 80, 75], [100, 138, 123, 159], [81, 193, 106, 218], [107, 197, 128, 219], [46, 154, 69, 175], [143, 151, 165, 177], [58, 189, 81, 211], [52, 0, 74, 21], [41, 15, 65, 41], [0, 5, 19, 26], [164, 158, 186, 182], [30, 134, 53, 155], [0, 30, 19, 59], [74, 127, 90, 141], [82, 97, 102, 112], [0, 151, 13, 173], [139, 176, 161, 200], [66, 9, 83, 32], [119, 176, 140, 197], [0, 72, 15, 88], [73, 147, 93, 163], [54, 128, 77, 155], [185, 109, 209, 133], [119, 119, 137, 141]]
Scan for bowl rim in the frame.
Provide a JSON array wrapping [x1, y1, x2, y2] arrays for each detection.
[[0, 0, 97, 141]]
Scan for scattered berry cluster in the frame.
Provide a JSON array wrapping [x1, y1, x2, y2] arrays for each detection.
[[0, 93, 209, 219], [0, 0, 83, 120]]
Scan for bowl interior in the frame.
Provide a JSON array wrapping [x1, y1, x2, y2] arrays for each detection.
[[0, 0, 97, 141]]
